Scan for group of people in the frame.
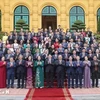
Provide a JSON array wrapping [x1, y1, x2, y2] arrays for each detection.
[[0, 25, 100, 89]]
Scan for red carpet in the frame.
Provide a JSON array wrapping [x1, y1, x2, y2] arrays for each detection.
[[25, 88, 73, 100]]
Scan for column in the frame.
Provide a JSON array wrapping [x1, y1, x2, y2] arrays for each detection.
[[60, 0, 67, 31], [32, 0, 38, 32], [88, 0, 95, 32], [4, 0, 10, 33]]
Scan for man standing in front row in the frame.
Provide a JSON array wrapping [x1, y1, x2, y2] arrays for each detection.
[[75, 56, 83, 88], [55, 55, 65, 88], [45, 54, 54, 88], [91, 56, 100, 88], [16, 55, 25, 88]]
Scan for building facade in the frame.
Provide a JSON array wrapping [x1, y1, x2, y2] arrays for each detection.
[[0, 0, 100, 33]]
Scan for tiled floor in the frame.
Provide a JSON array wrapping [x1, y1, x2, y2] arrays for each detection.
[[69, 88, 100, 95]]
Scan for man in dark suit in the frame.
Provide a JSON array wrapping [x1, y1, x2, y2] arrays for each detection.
[[45, 54, 54, 88], [80, 48, 87, 61], [86, 28, 92, 37], [75, 56, 83, 88], [7, 57, 16, 88], [57, 44, 64, 55], [23, 48, 32, 60], [16, 54, 25, 88], [63, 49, 69, 61], [91, 56, 100, 88], [55, 55, 65, 88], [5, 50, 14, 61], [95, 49, 100, 61], [8, 32, 14, 44], [52, 50, 58, 61], [66, 56, 75, 88]]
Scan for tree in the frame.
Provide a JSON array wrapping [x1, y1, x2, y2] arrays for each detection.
[[97, 17, 100, 33], [15, 19, 29, 32], [70, 20, 86, 31]]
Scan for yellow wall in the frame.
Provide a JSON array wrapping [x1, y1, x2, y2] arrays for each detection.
[[0, 0, 100, 33]]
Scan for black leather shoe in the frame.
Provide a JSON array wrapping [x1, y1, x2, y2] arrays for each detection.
[[17, 86, 20, 88], [7, 86, 9, 89], [96, 86, 99, 88], [11, 86, 14, 88]]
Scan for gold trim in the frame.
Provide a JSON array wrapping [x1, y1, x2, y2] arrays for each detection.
[[62, 88, 72, 100], [27, 89, 35, 100]]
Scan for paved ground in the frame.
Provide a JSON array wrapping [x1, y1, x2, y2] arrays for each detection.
[[0, 79, 100, 100], [0, 88, 100, 100]]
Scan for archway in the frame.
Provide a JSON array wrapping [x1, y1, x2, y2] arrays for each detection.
[[42, 6, 57, 31], [69, 6, 85, 28], [14, 5, 29, 29]]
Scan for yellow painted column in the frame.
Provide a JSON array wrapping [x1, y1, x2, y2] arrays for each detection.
[[4, 0, 10, 33], [88, 0, 95, 32], [32, 0, 38, 32], [60, 0, 67, 31]]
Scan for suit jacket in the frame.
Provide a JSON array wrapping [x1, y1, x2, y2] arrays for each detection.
[[86, 31, 92, 37], [66, 61, 76, 74], [8, 35, 14, 44], [91, 60, 100, 73], [45, 58, 54, 72], [75, 61, 83, 74], [80, 53, 88, 61], [95, 53, 100, 61], [16, 60, 26, 73], [7, 62, 16, 74], [5, 54, 14, 61], [55, 60, 65, 73], [62, 53, 69, 61], [57, 48, 64, 55], [52, 54, 58, 61]]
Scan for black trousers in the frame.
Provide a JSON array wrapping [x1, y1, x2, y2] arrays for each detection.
[[7, 73, 15, 87], [75, 73, 82, 87], [67, 73, 74, 88], [92, 71, 99, 87], [46, 70, 54, 87], [17, 72, 25, 87], [57, 71, 64, 87]]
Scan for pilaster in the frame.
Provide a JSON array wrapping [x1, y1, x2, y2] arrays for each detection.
[[4, 0, 10, 33], [60, 0, 66, 31], [88, 0, 95, 32]]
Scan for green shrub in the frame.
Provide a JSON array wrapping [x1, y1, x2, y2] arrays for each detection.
[[15, 19, 29, 32], [70, 20, 86, 31], [0, 32, 5, 39]]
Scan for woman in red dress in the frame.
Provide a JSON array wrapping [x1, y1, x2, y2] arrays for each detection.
[[0, 56, 6, 88], [54, 38, 60, 50]]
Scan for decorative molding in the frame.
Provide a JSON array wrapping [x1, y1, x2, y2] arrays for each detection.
[[61, 18, 66, 21], [88, 18, 94, 21], [4, 3, 9, 6], [89, 4, 94, 7], [32, 18, 38, 21], [32, 3, 38, 6], [67, 2, 88, 16], [88, 11, 94, 14], [10, 2, 32, 15], [4, 25, 10, 28]]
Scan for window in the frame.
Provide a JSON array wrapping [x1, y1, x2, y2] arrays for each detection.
[[42, 6, 57, 16], [0, 10, 1, 31], [14, 5, 29, 29], [70, 6, 85, 28], [97, 8, 100, 22]]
